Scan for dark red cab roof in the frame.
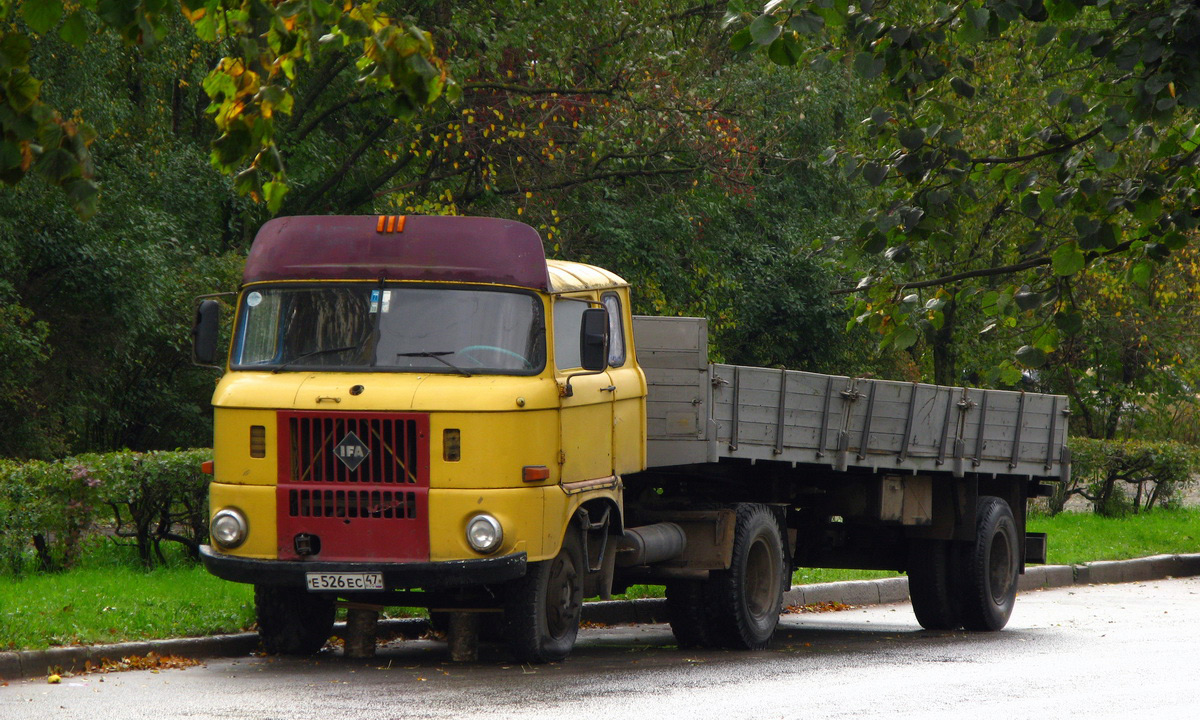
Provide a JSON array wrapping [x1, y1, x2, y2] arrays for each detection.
[[243, 215, 550, 290]]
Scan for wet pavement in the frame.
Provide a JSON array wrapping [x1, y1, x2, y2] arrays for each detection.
[[5, 577, 1199, 719]]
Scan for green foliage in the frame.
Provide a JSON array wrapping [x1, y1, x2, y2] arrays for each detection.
[[0, 449, 211, 574], [0, 0, 876, 460], [729, 0, 1200, 382], [1050, 437, 1200, 516], [0, 0, 450, 216], [0, 25, 248, 455]]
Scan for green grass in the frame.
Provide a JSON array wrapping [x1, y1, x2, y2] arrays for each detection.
[[4, 508, 1199, 651], [1029, 507, 1200, 565], [0, 565, 254, 651]]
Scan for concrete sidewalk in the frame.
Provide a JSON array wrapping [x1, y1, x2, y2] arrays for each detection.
[[5, 553, 1199, 681]]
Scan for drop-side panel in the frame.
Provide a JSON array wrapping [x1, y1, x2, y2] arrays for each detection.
[[635, 316, 712, 466], [634, 314, 1068, 481]]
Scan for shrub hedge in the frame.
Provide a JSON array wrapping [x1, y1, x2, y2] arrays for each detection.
[[1051, 438, 1200, 516], [0, 449, 211, 574], [2, 438, 1195, 573]]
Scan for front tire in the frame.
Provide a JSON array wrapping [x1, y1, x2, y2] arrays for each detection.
[[254, 585, 335, 655], [704, 504, 786, 649], [959, 495, 1019, 631], [504, 528, 584, 663]]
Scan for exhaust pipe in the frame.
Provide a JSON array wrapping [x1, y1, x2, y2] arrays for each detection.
[[616, 522, 687, 567]]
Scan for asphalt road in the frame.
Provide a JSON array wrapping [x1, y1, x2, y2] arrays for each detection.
[[5, 577, 1200, 720]]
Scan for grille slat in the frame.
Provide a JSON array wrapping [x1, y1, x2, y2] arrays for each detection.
[[288, 488, 417, 519], [288, 415, 419, 484]]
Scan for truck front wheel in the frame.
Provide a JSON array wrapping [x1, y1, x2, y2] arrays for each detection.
[[504, 528, 584, 663], [704, 503, 786, 649], [959, 495, 1019, 631], [254, 585, 335, 655]]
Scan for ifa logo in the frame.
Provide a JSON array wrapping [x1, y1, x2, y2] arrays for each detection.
[[334, 431, 370, 471]]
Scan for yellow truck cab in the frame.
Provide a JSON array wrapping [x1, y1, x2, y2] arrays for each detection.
[[195, 215, 646, 662], [194, 214, 1069, 664]]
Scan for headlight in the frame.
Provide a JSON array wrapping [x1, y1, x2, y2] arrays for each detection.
[[465, 514, 503, 554], [211, 508, 248, 549]]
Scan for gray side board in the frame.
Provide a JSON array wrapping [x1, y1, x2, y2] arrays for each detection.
[[633, 315, 1070, 481]]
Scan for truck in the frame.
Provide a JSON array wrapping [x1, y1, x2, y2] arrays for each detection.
[[192, 214, 1070, 663]]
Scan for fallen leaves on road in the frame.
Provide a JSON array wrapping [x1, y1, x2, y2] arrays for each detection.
[[580, 621, 611, 629], [82, 652, 203, 675], [782, 601, 857, 614]]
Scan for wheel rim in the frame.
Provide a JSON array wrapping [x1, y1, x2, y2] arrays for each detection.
[[987, 529, 1015, 603], [545, 553, 580, 639], [744, 536, 777, 619]]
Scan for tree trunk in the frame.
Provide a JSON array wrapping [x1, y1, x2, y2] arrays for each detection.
[[931, 291, 959, 386]]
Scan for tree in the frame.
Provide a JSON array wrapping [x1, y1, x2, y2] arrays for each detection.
[[728, 0, 1200, 384], [0, 0, 450, 216], [1, 0, 874, 459]]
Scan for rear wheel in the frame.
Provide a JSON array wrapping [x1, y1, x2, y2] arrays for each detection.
[[504, 528, 584, 663], [959, 495, 1019, 631], [254, 585, 335, 655], [665, 580, 715, 649], [704, 504, 786, 649], [907, 538, 962, 630]]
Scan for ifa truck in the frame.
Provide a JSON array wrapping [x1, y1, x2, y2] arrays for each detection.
[[192, 215, 1070, 663]]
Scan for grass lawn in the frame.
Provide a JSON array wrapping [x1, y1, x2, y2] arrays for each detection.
[[0, 565, 253, 651], [1029, 506, 1200, 565], [3, 508, 1198, 651]]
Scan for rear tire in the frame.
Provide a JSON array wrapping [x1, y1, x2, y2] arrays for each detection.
[[254, 585, 335, 655], [504, 528, 584, 663], [665, 580, 715, 649], [704, 504, 786, 649], [907, 538, 962, 630], [959, 495, 1019, 631]]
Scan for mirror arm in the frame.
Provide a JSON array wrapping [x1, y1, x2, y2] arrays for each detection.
[[560, 368, 606, 398]]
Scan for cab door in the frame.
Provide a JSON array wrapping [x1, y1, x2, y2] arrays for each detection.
[[602, 290, 647, 475], [554, 295, 614, 483]]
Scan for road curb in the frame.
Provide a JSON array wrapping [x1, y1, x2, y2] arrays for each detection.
[[5, 552, 1199, 681]]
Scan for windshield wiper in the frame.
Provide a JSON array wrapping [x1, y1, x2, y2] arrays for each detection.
[[272, 345, 361, 374], [396, 351, 473, 377]]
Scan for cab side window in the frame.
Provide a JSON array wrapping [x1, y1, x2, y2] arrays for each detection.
[[602, 292, 626, 368]]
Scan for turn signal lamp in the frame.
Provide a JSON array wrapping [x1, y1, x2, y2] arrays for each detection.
[[443, 429, 461, 462], [522, 465, 550, 482], [250, 425, 266, 458]]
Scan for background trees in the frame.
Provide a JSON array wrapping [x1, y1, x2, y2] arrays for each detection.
[[1, 0, 867, 458], [729, 0, 1200, 437], [3, 1, 1198, 459]]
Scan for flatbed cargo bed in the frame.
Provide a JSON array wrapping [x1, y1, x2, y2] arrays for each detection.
[[634, 316, 1070, 481]]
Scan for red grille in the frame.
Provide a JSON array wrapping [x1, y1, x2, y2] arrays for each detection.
[[285, 413, 420, 484], [277, 411, 430, 562], [288, 489, 418, 519]]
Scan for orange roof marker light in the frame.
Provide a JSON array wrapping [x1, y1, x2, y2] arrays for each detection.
[[376, 215, 408, 234]]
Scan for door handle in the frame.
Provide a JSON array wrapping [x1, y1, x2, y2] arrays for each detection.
[[600, 385, 616, 393]]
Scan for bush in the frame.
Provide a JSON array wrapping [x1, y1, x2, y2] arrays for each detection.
[[1048, 438, 1200, 517], [0, 449, 211, 574]]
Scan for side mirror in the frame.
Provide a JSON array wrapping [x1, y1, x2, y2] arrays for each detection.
[[192, 299, 221, 366], [579, 307, 608, 372]]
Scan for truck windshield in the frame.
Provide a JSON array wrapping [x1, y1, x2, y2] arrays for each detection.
[[232, 285, 546, 374]]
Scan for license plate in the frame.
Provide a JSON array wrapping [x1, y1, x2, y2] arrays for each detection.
[[305, 572, 384, 591]]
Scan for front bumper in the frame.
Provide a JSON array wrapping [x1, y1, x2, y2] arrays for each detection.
[[200, 545, 527, 590]]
